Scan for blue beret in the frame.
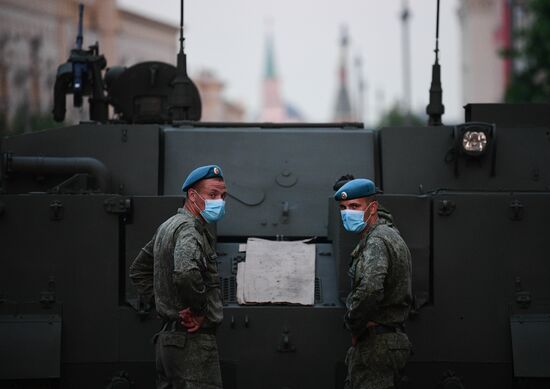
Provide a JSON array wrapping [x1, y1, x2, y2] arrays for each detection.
[[182, 165, 224, 192], [334, 178, 380, 201]]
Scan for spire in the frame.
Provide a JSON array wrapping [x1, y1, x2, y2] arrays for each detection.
[[259, 26, 286, 122], [333, 25, 353, 122], [265, 33, 277, 79]]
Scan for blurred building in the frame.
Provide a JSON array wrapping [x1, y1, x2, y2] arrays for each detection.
[[459, 0, 528, 104], [195, 70, 245, 122], [0, 0, 245, 132], [0, 0, 180, 131]]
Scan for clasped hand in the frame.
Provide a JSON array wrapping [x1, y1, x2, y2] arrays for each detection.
[[179, 308, 205, 333]]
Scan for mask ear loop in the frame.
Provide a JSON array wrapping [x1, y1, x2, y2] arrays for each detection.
[[364, 202, 375, 226], [188, 189, 205, 214]]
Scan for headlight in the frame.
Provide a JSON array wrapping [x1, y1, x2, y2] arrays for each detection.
[[462, 130, 488, 155], [448, 122, 496, 177]]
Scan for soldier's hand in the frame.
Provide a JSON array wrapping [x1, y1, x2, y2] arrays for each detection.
[[367, 321, 377, 328], [179, 308, 193, 327], [179, 308, 205, 333], [351, 335, 358, 347], [185, 315, 205, 333]]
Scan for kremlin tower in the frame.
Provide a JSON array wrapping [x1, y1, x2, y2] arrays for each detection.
[[332, 26, 355, 122]]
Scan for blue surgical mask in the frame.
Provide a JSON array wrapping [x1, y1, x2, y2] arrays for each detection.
[[340, 210, 366, 233], [200, 199, 225, 223], [340, 203, 374, 233], [190, 190, 226, 223]]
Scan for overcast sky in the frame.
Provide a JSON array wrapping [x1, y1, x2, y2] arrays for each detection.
[[118, 0, 463, 125]]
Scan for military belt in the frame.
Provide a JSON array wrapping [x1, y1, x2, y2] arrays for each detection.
[[372, 325, 400, 335], [161, 320, 217, 335], [360, 324, 405, 340]]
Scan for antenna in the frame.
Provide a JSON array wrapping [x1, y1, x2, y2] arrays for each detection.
[[179, 0, 185, 55], [76, 4, 84, 50], [169, 0, 202, 121], [426, 0, 445, 126]]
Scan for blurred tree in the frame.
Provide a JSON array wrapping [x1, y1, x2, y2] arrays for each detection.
[[11, 101, 61, 134], [29, 112, 63, 133], [11, 101, 30, 134], [504, 0, 550, 102], [377, 102, 424, 127], [0, 112, 7, 137]]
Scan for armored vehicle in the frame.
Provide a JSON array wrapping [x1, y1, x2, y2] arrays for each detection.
[[1, 2, 549, 389]]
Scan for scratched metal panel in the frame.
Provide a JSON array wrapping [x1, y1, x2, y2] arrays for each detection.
[[162, 126, 374, 237]]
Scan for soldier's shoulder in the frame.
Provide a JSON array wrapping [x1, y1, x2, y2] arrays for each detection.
[[154, 213, 194, 239], [174, 217, 202, 240], [363, 235, 387, 254], [371, 223, 403, 242]]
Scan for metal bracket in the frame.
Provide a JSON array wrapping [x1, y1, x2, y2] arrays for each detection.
[[231, 255, 245, 274], [49, 173, 95, 194], [220, 276, 236, 305], [439, 370, 465, 389], [106, 371, 133, 389], [49, 200, 64, 221], [39, 277, 57, 308], [437, 200, 456, 216], [509, 200, 524, 221], [277, 327, 296, 353], [281, 201, 290, 224], [514, 277, 532, 309], [276, 169, 297, 188], [136, 295, 154, 320], [314, 277, 322, 304], [409, 293, 430, 319], [2, 152, 13, 175], [104, 196, 132, 215]]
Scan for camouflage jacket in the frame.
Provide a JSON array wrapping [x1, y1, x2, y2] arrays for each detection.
[[345, 209, 412, 335], [129, 208, 223, 327]]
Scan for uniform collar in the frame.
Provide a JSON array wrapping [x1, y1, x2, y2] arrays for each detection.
[[350, 218, 384, 258], [178, 207, 205, 227], [177, 207, 215, 243], [178, 207, 196, 219]]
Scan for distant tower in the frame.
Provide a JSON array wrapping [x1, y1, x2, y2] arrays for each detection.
[[401, 0, 412, 117], [355, 55, 366, 125], [259, 30, 287, 122], [333, 25, 354, 122]]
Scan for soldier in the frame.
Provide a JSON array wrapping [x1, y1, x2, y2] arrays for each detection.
[[130, 164, 226, 389], [334, 178, 413, 389]]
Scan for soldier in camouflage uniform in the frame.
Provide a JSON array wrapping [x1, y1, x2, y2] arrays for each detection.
[[130, 165, 226, 389], [334, 178, 413, 389]]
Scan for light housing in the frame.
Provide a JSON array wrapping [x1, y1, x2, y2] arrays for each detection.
[[462, 130, 488, 156], [445, 122, 497, 177]]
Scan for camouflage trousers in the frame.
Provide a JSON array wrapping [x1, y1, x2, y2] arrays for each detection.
[[345, 331, 411, 389], [154, 330, 222, 389]]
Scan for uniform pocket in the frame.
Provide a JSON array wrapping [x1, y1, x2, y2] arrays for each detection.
[[384, 332, 411, 372], [161, 332, 187, 348], [199, 335, 218, 352]]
